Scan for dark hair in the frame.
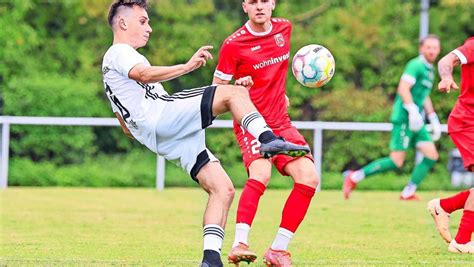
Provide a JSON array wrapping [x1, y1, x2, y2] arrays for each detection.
[[419, 34, 440, 46], [108, 0, 148, 27]]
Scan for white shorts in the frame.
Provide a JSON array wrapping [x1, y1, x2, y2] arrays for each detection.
[[154, 85, 219, 182]]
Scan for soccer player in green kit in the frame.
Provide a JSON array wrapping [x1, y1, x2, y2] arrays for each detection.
[[343, 35, 442, 200]]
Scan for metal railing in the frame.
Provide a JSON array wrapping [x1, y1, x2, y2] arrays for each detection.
[[0, 116, 447, 190]]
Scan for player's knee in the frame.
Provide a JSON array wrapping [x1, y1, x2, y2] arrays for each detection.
[[232, 85, 250, 101], [393, 159, 404, 169], [250, 175, 270, 187], [292, 169, 319, 188], [220, 182, 235, 201]]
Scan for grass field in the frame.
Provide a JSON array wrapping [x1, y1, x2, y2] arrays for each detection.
[[1, 188, 473, 266]]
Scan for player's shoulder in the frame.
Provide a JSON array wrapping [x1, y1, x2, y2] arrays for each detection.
[[221, 25, 250, 47], [406, 56, 423, 68], [104, 44, 138, 59], [463, 36, 474, 46], [271, 17, 291, 25]]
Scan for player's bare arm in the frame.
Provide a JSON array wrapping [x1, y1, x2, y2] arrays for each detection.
[[423, 96, 435, 115], [212, 76, 230, 85], [438, 52, 461, 93], [234, 76, 254, 90], [213, 75, 254, 90], [129, 46, 213, 83], [397, 79, 415, 104], [115, 112, 134, 140]]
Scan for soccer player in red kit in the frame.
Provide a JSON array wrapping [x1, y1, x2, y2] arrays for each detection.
[[213, 0, 318, 266], [428, 37, 474, 254]]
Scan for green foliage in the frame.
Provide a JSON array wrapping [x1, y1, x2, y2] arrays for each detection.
[[2, 0, 474, 186]]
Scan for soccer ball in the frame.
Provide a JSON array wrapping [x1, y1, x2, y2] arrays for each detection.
[[291, 44, 335, 88]]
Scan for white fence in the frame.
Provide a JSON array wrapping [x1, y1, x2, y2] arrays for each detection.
[[0, 116, 448, 190]]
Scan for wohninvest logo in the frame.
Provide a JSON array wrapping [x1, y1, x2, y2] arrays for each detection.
[[253, 52, 290, 70]]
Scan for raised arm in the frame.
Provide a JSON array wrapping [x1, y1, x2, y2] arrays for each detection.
[[437, 52, 461, 93], [129, 46, 214, 83]]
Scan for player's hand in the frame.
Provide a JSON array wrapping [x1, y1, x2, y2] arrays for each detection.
[[403, 103, 424, 132], [185, 45, 213, 72], [428, 112, 441, 141], [235, 76, 254, 89], [285, 95, 290, 108], [438, 78, 459, 93]]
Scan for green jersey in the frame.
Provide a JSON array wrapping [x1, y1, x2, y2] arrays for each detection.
[[391, 55, 435, 123]]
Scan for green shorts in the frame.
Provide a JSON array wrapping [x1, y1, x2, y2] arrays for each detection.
[[390, 123, 433, 151]]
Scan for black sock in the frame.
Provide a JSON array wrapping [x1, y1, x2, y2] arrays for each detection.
[[202, 250, 223, 267], [258, 130, 277, 144]]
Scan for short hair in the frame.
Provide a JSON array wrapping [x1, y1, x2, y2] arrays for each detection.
[[419, 34, 440, 46], [108, 0, 148, 27]]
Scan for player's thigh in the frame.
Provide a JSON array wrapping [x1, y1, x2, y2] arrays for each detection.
[[413, 126, 438, 158], [450, 131, 474, 171], [273, 125, 314, 176], [416, 142, 438, 160], [196, 161, 234, 196], [157, 85, 216, 139], [157, 129, 218, 182], [284, 157, 319, 188], [389, 123, 411, 151]]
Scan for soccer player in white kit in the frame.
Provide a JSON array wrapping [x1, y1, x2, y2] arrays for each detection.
[[102, 1, 309, 266]]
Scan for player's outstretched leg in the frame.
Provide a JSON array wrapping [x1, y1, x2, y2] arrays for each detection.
[[342, 170, 359, 199], [212, 85, 310, 158], [342, 156, 399, 199], [258, 136, 310, 159], [427, 198, 452, 243]]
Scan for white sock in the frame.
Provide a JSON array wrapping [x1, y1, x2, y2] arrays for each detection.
[[203, 224, 224, 254], [350, 170, 366, 183], [232, 223, 250, 248], [401, 182, 417, 198], [271, 227, 294, 251], [241, 111, 272, 139]]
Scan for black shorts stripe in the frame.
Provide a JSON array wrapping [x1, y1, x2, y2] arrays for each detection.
[[200, 86, 217, 129], [190, 150, 211, 183], [157, 89, 205, 101]]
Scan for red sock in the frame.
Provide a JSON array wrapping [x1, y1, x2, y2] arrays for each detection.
[[280, 183, 316, 232], [454, 210, 474, 244], [236, 179, 266, 226], [440, 190, 471, 214]]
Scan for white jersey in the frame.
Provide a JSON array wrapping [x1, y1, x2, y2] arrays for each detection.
[[102, 43, 167, 153]]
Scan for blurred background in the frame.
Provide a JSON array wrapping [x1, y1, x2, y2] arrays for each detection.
[[1, 0, 473, 190]]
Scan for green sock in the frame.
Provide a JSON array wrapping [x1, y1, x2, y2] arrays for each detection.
[[361, 157, 398, 178], [410, 157, 436, 185]]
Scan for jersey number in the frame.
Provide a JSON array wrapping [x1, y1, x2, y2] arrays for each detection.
[[105, 83, 131, 122]]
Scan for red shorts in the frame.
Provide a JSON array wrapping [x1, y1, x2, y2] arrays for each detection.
[[234, 123, 314, 176], [448, 103, 474, 171], [449, 130, 474, 171]]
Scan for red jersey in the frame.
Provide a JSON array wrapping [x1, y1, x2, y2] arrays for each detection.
[[214, 18, 292, 129], [448, 37, 474, 133]]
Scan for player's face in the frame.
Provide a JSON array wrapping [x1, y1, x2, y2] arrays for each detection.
[[420, 38, 441, 64], [242, 0, 275, 25], [125, 5, 152, 49]]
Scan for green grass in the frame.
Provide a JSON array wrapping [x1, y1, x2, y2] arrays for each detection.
[[1, 188, 472, 266]]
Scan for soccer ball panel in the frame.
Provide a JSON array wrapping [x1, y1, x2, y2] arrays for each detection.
[[291, 44, 336, 88]]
